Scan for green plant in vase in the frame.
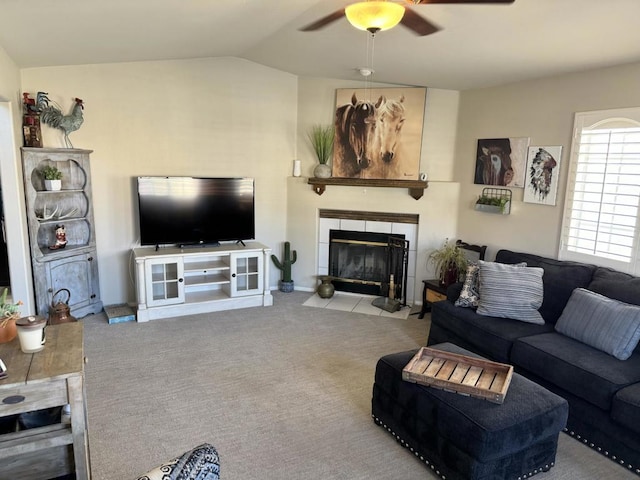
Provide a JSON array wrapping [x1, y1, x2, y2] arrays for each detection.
[[428, 239, 468, 287], [308, 124, 334, 178], [42, 165, 63, 191]]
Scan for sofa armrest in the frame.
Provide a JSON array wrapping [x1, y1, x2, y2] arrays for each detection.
[[446, 282, 463, 302]]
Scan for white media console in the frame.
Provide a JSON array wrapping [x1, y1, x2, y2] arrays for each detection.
[[133, 242, 273, 322]]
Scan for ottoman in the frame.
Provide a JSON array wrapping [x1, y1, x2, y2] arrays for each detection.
[[372, 342, 568, 480]]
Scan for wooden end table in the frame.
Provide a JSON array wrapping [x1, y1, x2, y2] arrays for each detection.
[[419, 279, 448, 319], [0, 322, 90, 479]]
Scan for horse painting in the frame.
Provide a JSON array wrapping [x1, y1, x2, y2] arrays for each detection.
[[475, 138, 514, 186], [332, 87, 425, 180], [332, 93, 382, 178], [363, 95, 406, 179]]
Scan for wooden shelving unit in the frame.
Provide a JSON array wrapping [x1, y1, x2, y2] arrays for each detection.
[[307, 177, 428, 200]]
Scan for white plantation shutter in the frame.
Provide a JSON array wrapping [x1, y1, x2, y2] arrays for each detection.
[[559, 107, 640, 274]]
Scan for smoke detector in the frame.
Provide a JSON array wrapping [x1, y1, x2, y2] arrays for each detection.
[[357, 67, 375, 77]]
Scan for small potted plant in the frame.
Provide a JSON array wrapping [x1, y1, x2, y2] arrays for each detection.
[[0, 288, 22, 343], [475, 194, 511, 214], [428, 239, 469, 287], [308, 124, 334, 178], [42, 165, 63, 191], [271, 241, 297, 292]]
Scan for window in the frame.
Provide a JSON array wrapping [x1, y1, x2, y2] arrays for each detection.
[[560, 107, 640, 274]]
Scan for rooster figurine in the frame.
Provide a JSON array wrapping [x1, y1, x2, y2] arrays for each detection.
[[36, 92, 84, 148]]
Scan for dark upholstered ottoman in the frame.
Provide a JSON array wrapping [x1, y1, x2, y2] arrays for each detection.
[[372, 342, 568, 480]]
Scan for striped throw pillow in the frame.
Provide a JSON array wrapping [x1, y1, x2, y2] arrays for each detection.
[[476, 260, 545, 324], [555, 288, 640, 360]]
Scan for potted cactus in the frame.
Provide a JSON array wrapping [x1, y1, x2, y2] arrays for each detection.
[[271, 241, 297, 292]]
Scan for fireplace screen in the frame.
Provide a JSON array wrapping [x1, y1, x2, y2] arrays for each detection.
[[328, 230, 409, 303]]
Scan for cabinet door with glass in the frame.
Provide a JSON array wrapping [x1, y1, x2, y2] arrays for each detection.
[[229, 251, 263, 297], [145, 257, 185, 307]]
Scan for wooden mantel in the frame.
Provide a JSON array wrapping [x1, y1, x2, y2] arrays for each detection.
[[307, 177, 428, 200]]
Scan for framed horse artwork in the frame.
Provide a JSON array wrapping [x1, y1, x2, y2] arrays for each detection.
[[332, 87, 426, 180], [474, 137, 530, 187]]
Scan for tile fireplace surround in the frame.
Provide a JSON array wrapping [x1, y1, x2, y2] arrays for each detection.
[[317, 209, 418, 305]]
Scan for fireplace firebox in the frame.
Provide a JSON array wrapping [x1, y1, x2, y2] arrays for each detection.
[[329, 230, 409, 304]]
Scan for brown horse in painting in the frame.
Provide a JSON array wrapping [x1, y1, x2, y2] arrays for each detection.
[[475, 139, 514, 186], [333, 93, 383, 178]]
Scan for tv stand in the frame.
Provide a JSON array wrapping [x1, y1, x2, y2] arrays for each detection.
[[133, 241, 273, 322]]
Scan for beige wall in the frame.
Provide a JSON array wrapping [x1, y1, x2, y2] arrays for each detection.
[[21, 57, 298, 305], [455, 62, 640, 261]]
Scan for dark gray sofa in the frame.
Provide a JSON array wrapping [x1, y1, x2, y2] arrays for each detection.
[[428, 249, 640, 476]]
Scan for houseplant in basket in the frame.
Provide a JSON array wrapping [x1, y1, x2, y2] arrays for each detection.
[[475, 194, 510, 214], [428, 239, 469, 287], [308, 124, 334, 178], [42, 165, 63, 191], [0, 288, 22, 343]]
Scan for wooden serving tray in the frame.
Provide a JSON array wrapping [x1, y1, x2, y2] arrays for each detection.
[[402, 347, 514, 404]]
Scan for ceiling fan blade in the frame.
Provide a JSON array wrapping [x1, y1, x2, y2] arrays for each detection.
[[299, 9, 345, 31], [401, 9, 440, 36], [411, 1, 514, 4]]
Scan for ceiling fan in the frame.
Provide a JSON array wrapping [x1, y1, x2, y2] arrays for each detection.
[[300, 0, 515, 36]]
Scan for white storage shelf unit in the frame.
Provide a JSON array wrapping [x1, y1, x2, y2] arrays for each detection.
[[134, 242, 273, 321]]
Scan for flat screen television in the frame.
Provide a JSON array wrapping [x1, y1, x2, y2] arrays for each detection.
[[137, 176, 255, 247]]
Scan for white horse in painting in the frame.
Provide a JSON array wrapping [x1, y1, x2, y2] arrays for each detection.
[[363, 95, 406, 179]]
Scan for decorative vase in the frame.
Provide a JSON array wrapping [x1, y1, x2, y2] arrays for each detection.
[[440, 266, 459, 288], [44, 179, 62, 191], [313, 163, 331, 179], [293, 160, 301, 177], [0, 316, 18, 343], [317, 276, 335, 299]]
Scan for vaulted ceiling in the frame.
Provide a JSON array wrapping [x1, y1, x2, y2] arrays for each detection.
[[1, 0, 639, 90]]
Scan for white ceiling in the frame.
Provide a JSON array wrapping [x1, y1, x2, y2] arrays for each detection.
[[1, 0, 639, 90]]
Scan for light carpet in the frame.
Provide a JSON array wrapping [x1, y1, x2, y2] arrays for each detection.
[[82, 291, 637, 479]]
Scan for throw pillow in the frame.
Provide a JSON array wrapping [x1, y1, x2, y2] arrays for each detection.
[[555, 288, 640, 361], [136, 443, 220, 480], [455, 263, 480, 308], [476, 261, 545, 324]]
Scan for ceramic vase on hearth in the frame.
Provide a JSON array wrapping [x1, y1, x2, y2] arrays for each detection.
[[317, 276, 335, 299]]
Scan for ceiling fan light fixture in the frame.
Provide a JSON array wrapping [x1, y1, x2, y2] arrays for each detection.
[[345, 1, 405, 33]]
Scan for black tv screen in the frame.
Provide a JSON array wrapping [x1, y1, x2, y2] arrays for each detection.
[[137, 176, 255, 247]]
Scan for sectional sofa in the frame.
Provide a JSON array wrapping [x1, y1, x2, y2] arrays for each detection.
[[428, 249, 640, 476]]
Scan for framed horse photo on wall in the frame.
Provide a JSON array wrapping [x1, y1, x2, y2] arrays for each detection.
[[474, 137, 530, 187], [332, 87, 426, 180]]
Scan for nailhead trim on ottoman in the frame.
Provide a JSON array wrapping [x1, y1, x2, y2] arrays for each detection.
[[372, 343, 568, 480]]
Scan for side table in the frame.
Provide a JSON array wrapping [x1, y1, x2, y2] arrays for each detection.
[[0, 322, 90, 479], [419, 279, 448, 319]]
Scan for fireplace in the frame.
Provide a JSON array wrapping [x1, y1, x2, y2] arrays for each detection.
[[329, 230, 410, 304], [318, 209, 418, 305]]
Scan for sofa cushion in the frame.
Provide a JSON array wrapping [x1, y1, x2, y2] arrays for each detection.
[[476, 261, 545, 325], [612, 383, 640, 435], [512, 332, 640, 411], [430, 300, 553, 363], [588, 267, 640, 307], [495, 250, 596, 324], [555, 288, 640, 360], [136, 443, 220, 480]]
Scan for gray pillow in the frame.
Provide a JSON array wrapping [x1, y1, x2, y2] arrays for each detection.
[[476, 260, 545, 324], [555, 288, 640, 361]]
